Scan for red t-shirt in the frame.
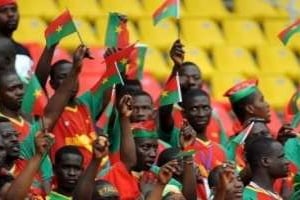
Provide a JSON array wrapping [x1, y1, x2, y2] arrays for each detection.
[[50, 104, 96, 167], [103, 162, 141, 200]]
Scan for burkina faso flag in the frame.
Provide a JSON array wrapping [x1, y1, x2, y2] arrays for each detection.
[[96, 88, 116, 134], [105, 12, 129, 48], [45, 10, 77, 48], [91, 62, 124, 94], [127, 44, 147, 80], [158, 72, 182, 106], [21, 75, 48, 116], [278, 19, 300, 45], [153, 0, 180, 25]]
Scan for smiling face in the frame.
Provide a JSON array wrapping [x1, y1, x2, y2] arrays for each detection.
[[0, 72, 24, 112], [183, 94, 212, 134], [0, 3, 19, 37], [134, 138, 158, 171]]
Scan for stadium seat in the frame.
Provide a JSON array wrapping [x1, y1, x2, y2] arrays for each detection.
[[143, 47, 170, 81], [258, 75, 295, 110], [184, 0, 230, 19], [181, 19, 225, 49], [57, 0, 103, 19], [234, 0, 278, 19], [95, 17, 139, 46], [138, 19, 178, 50], [14, 17, 47, 45], [178, 46, 215, 80], [222, 19, 266, 49], [264, 19, 300, 51], [211, 73, 246, 103], [100, 0, 143, 19], [276, 0, 300, 18], [212, 46, 259, 77], [256, 46, 300, 81], [59, 18, 98, 50], [17, 0, 59, 20]]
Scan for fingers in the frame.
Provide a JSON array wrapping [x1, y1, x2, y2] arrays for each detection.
[[119, 95, 133, 109], [104, 47, 118, 58]]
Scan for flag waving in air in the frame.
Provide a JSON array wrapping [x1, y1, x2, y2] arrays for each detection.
[[158, 72, 182, 106], [278, 19, 300, 45], [105, 12, 129, 48], [45, 10, 77, 48], [127, 44, 147, 80], [153, 0, 180, 25]]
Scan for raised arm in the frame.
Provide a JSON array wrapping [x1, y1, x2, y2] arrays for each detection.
[[182, 155, 197, 200], [73, 136, 109, 200], [118, 95, 136, 171], [35, 45, 57, 90], [146, 160, 179, 200], [159, 40, 184, 134], [43, 45, 89, 131], [4, 132, 53, 200]]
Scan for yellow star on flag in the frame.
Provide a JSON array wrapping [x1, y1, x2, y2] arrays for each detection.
[[56, 25, 63, 33], [162, 91, 168, 97], [115, 26, 122, 33], [34, 89, 42, 97], [102, 78, 108, 84], [120, 58, 128, 65]]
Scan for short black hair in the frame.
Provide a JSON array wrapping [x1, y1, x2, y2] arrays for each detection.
[[116, 79, 142, 103], [0, 69, 18, 89], [182, 88, 210, 108], [231, 92, 256, 123], [50, 59, 72, 79], [157, 147, 180, 167], [54, 145, 83, 165], [208, 165, 223, 188], [245, 136, 277, 171], [131, 90, 153, 103]]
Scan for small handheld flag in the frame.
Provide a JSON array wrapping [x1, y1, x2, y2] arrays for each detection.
[[158, 72, 182, 106], [278, 19, 300, 45], [102, 43, 136, 64], [105, 12, 129, 48], [45, 10, 77, 48], [152, 0, 180, 26], [127, 44, 148, 80]]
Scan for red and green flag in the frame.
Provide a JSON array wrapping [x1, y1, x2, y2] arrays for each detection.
[[45, 10, 77, 48], [152, 0, 180, 25], [131, 120, 158, 139], [105, 12, 129, 48], [127, 44, 147, 80], [158, 72, 182, 106], [278, 19, 300, 45], [96, 88, 116, 134], [91, 62, 124, 93], [103, 43, 136, 65], [21, 75, 48, 116], [226, 121, 254, 161]]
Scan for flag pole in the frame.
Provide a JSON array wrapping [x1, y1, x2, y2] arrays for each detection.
[[177, 0, 180, 39]]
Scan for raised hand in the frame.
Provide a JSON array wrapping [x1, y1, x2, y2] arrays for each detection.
[[118, 95, 133, 117], [277, 123, 297, 144], [170, 39, 184, 67], [72, 45, 91, 73], [92, 136, 109, 161], [35, 131, 55, 155], [158, 160, 179, 185], [180, 119, 197, 148], [104, 47, 119, 59]]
